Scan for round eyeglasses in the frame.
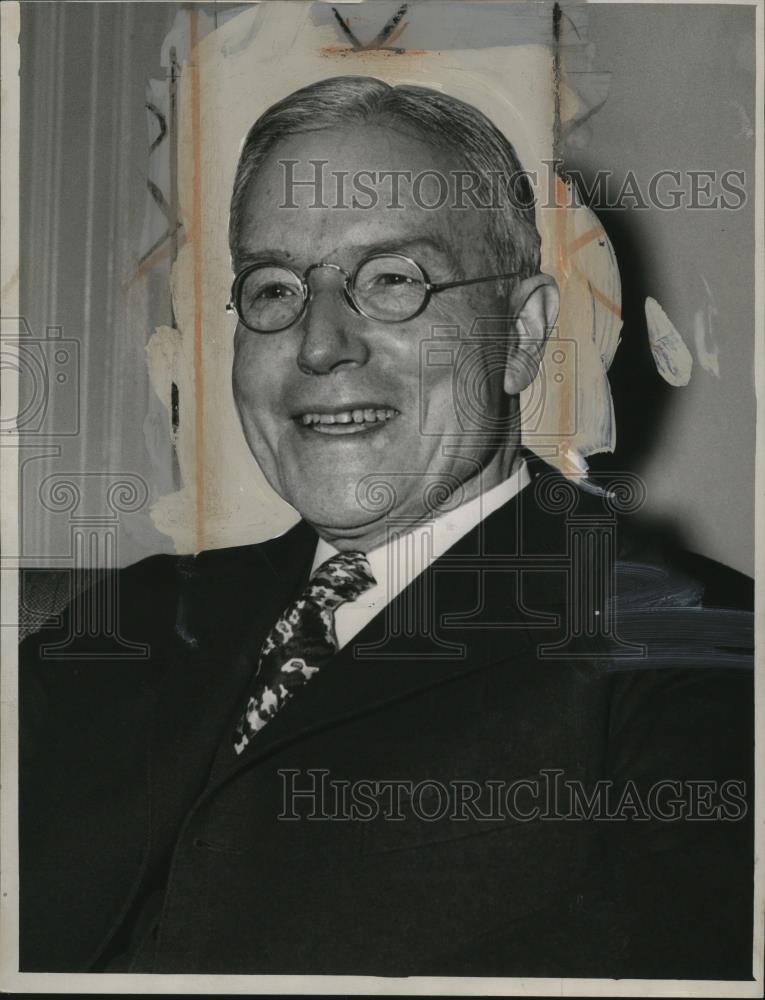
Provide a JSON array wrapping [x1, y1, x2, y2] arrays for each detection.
[[226, 253, 519, 333]]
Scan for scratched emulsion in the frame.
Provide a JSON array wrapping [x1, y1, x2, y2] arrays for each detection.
[[693, 275, 721, 378], [145, 2, 626, 553]]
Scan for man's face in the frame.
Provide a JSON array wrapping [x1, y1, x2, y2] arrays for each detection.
[[232, 124, 512, 543]]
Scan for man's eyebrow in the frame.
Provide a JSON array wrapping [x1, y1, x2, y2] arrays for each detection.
[[233, 238, 458, 271], [351, 237, 456, 264], [234, 248, 295, 268]]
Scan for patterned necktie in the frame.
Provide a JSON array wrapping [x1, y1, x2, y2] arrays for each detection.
[[233, 550, 376, 755]]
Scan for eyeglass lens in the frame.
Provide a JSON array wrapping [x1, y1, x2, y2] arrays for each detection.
[[238, 265, 305, 332]]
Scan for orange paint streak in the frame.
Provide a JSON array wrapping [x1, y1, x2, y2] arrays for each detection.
[[189, 11, 206, 551], [553, 174, 570, 289], [566, 224, 604, 257], [553, 174, 571, 457], [129, 230, 188, 286], [569, 259, 622, 318], [385, 20, 409, 46]]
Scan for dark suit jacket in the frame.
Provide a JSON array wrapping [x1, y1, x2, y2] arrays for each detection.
[[19, 458, 754, 978]]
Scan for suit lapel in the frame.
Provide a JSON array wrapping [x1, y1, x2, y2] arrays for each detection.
[[146, 521, 317, 862], [204, 463, 572, 792]]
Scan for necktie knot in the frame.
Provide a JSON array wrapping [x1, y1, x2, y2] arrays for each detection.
[[307, 550, 376, 609]]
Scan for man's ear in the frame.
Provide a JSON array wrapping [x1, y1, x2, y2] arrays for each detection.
[[504, 273, 560, 395]]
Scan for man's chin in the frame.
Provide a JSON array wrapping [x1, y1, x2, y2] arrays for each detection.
[[286, 486, 389, 541], [297, 501, 380, 529]]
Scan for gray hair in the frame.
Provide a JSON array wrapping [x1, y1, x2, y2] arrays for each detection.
[[229, 76, 541, 280]]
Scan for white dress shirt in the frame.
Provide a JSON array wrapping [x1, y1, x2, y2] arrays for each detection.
[[311, 461, 531, 651]]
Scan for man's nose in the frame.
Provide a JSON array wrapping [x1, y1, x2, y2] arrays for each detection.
[[296, 271, 370, 375]]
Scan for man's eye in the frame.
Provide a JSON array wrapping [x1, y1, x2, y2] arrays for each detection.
[[367, 272, 422, 289], [255, 283, 297, 301], [377, 273, 414, 285]]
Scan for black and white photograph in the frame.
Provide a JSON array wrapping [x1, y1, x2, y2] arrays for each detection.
[[0, 0, 762, 993]]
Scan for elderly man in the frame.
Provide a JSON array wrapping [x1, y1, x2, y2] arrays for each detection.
[[20, 77, 753, 978]]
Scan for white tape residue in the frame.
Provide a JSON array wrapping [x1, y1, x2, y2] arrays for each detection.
[[645, 296, 693, 387]]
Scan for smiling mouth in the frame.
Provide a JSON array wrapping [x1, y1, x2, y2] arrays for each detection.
[[296, 407, 400, 435]]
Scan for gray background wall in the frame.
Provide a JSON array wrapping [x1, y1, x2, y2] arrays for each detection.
[[17, 1, 756, 575]]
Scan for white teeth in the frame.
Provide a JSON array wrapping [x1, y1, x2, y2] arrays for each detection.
[[298, 408, 398, 429]]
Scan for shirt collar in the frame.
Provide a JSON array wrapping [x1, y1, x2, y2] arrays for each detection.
[[311, 459, 531, 589]]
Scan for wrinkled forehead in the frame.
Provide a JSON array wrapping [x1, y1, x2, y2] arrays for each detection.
[[233, 123, 498, 272]]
